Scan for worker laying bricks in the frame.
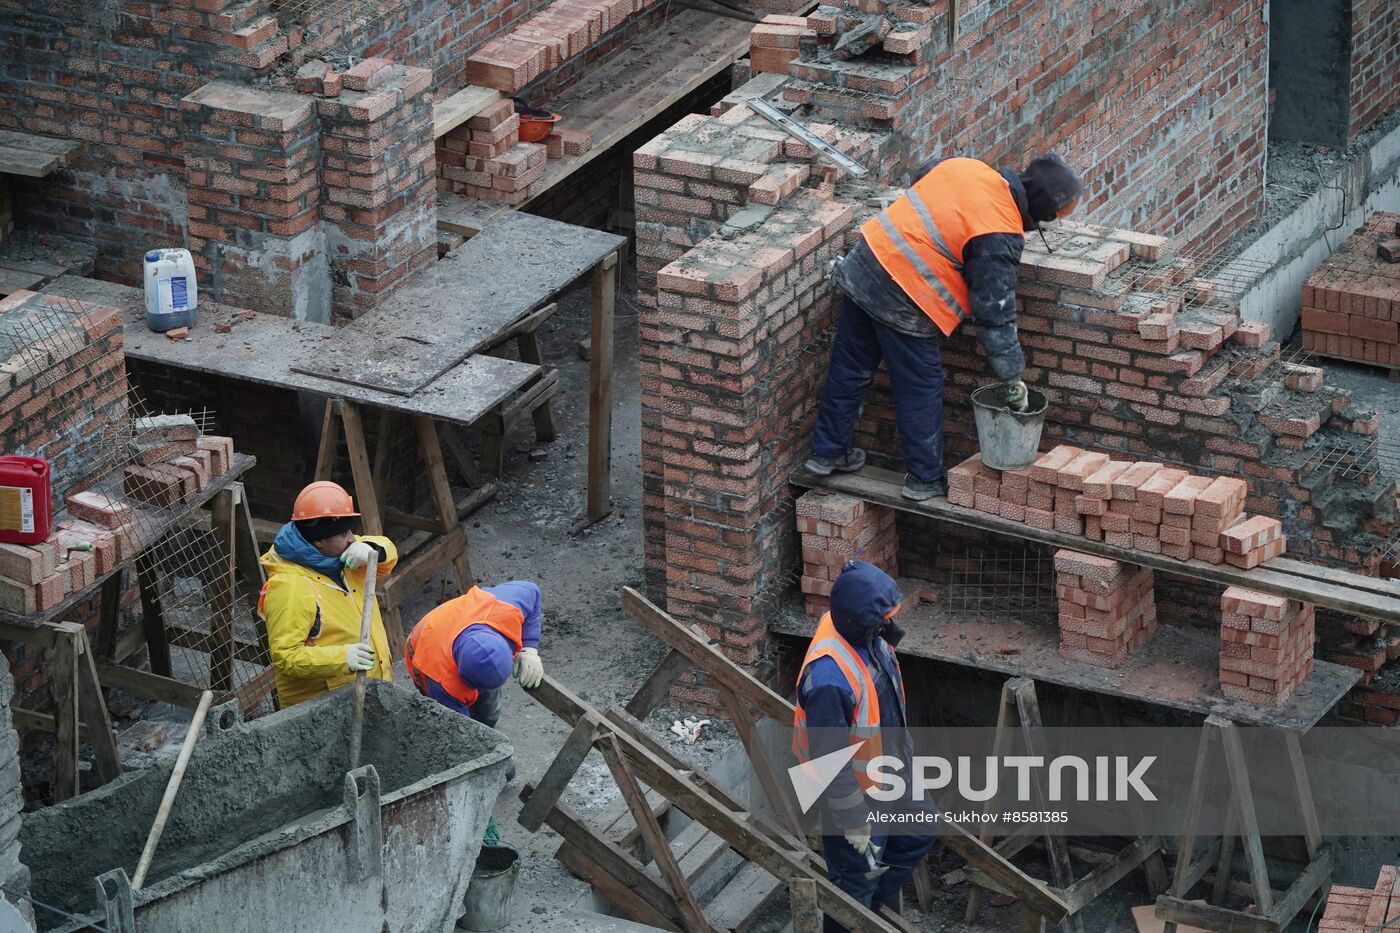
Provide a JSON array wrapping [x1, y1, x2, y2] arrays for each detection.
[[404, 581, 545, 782], [806, 153, 1083, 500], [793, 561, 935, 931], [258, 481, 397, 707]]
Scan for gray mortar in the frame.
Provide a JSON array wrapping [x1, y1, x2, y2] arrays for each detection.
[[21, 681, 509, 924]]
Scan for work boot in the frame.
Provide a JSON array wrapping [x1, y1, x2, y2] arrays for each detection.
[[804, 447, 867, 476], [505, 758, 517, 782], [901, 475, 947, 501]]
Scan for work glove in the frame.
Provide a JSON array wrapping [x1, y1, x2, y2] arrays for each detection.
[[844, 822, 872, 855], [1003, 379, 1030, 413], [345, 642, 376, 673], [514, 647, 544, 689], [340, 541, 375, 570], [823, 253, 845, 285]]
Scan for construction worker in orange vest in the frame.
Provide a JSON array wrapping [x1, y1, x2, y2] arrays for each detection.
[[404, 582, 545, 782], [793, 561, 934, 930], [259, 481, 397, 707], [806, 153, 1083, 500]]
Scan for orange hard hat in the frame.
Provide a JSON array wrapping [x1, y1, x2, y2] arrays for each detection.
[[291, 481, 360, 521]]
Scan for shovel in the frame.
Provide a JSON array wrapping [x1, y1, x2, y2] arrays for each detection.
[[132, 690, 215, 890], [347, 549, 379, 772]]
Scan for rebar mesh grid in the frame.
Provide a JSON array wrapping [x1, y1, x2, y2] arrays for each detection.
[[1223, 342, 1313, 393], [270, 0, 381, 29], [4, 296, 274, 714], [936, 543, 1058, 626]]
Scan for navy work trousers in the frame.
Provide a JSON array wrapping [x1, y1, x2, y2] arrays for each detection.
[[818, 829, 938, 932], [810, 296, 946, 484]]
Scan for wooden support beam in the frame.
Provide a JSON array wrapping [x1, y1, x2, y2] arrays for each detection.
[[10, 707, 86, 738], [166, 623, 269, 665], [76, 628, 121, 784], [790, 877, 821, 933], [518, 713, 602, 833], [1217, 718, 1273, 914], [50, 623, 81, 801], [1264, 845, 1332, 926], [95, 659, 204, 708], [586, 251, 618, 522], [134, 552, 172, 677], [208, 488, 237, 693], [625, 648, 692, 718], [338, 401, 383, 536]]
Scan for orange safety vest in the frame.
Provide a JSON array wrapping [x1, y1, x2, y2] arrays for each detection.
[[860, 157, 1025, 336], [792, 613, 906, 791], [405, 587, 524, 707]]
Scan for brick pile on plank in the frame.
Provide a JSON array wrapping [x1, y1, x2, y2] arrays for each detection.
[[0, 417, 237, 614], [435, 99, 549, 206], [796, 490, 897, 617], [1054, 550, 1157, 669], [1219, 586, 1315, 707], [1301, 211, 1400, 367], [949, 445, 1285, 568], [1316, 864, 1400, 931], [122, 415, 234, 509]]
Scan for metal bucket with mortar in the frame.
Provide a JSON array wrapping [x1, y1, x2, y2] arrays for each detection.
[[457, 845, 520, 932], [971, 383, 1049, 471]]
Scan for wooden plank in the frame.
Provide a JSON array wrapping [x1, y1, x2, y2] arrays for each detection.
[[793, 467, 1400, 622], [370, 409, 396, 511], [790, 877, 821, 933], [95, 659, 204, 708], [965, 681, 1020, 923], [1166, 725, 1216, 910], [0, 266, 46, 295], [0, 129, 80, 159], [1154, 896, 1279, 933], [166, 623, 269, 665], [1061, 837, 1161, 913], [587, 251, 618, 521], [51, 625, 81, 801], [718, 685, 803, 837], [625, 648, 693, 718], [339, 401, 385, 536], [599, 735, 718, 933], [436, 192, 512, 239], [1216, 719, 1272, 914], [521, 785, 685, 930], [10, 707, 87, 738], [291, 213, 622, 395], [1263, 845, 1332, 926], [768, 612, 1357, 733], [134, 552, 172, 678], [1284, 733, 1323, 858], [314, 397, 341, 481], [705, 862, 783, 932], [378, 525, 468, 601], [518, 713, 602, 832], [0, 144, 60, 178], [622, 586, 790, 723], [75, 629, 122, 784], [433, 85, 502, 138], [520, 7, 756, 207], [556, 842, 682, 931], [414, 416, 458, 534]]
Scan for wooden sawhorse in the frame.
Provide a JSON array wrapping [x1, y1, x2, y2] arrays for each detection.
[[962, 677, 1168, 932], [1156, 715, 1331, 933], [314, 398, 476, 658]]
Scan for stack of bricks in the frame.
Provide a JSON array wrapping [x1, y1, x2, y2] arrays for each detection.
[[465, 0, 663, 94], [1054, 550, 1157, 669], [796, 491, 898, 617], [543, 128, 593, 161], [1219, 587, 1315, 707], [121, 416, 236, 509], [0, 291, 127, 503], [436, 98, 548, 205], [1301, 211, 1400, 368], [947, 447, 1286, 568], [1315, 866, 1400, 931], [749, 15, 817, 75]]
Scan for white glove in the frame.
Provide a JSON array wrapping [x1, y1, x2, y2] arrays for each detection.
[[514, 647, 544, 689], [345, 642, 376, 672], [823, 253, 845, 285], [340, 541, 375, 570], [1004, 379, 1030, 412], [844, 822, 871, 854]]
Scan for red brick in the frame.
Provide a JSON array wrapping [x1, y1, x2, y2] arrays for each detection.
[[1083, 460, 1131, 498], [1162, 474, 1214, 515], [1056, 451, 1110, 491], [1029, 445, 1084, 485], [1219, 515, 1283, 555], [1135, 468, 1188, 508], [65, 490, 133, 529], [1224, 535, 1286, 569]]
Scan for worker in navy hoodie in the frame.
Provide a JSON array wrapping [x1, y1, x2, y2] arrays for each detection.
[[404, 582, 545, 781], [792, 561, 935, 930]]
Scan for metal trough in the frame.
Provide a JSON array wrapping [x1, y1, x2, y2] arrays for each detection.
[[20, 680, 511, 932]]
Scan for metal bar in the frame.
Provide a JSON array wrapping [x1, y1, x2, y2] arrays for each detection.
[[748, 99, 868, 177]]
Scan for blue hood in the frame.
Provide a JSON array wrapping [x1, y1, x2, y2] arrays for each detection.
[[272, 521, 345, 583], [829, 561, 901, 646]]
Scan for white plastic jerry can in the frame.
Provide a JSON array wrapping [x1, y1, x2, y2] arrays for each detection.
[[143, 248, 199, 333]]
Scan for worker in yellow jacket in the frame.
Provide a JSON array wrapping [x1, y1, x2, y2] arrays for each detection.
[[259, 481, 397, 707]]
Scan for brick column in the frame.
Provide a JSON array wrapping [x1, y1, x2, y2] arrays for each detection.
[[317, 59, 437, 322], [1220, 587, 1316, 707], [181, 82, 329, 322], [796, 490, 897, 617], [1054, 550, 1157, 668]]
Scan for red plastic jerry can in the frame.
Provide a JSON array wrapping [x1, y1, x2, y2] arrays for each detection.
[[0, 456, 52, 545]]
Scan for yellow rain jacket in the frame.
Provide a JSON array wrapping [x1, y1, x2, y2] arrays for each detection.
[[259, 535, 397, 707]]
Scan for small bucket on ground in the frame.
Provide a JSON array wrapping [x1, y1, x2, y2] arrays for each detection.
[[971, 383, 1049, 471], [458, 845, 520, 932]]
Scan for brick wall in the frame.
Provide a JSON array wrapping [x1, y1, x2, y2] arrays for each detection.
[[1350, 0, 1400, 142], [0, 291, 127, 506], [780, 0, 1269, 253]]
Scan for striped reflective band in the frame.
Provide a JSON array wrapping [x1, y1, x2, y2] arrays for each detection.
[[876, 202, 970, 321], [815, 635, 877, 729]]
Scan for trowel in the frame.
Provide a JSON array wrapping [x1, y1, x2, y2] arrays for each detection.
[[863, 841, 890, 881]]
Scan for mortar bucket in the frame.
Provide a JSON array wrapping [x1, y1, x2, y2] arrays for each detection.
[[458, 846, 520, 932], [970, 384, 1049, 471]]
